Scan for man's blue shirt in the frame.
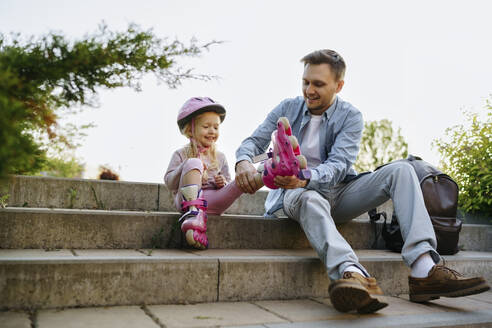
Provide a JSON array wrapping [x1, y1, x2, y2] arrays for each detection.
[[236, 96, 364, 216]]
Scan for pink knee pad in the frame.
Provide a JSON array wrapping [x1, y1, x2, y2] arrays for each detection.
[[182, 158, 204, 175]]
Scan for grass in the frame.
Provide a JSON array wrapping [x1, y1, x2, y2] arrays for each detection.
[[68, 187, 77, 209], [90, 185, 105, 209], [0, 194, 9, 208]]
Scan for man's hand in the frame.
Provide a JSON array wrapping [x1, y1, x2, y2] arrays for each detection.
[[274, 175, 308, 189], [214, 174, 226, 189], [235, 160, 262, 194]]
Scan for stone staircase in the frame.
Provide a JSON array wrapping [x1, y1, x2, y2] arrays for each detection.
[[1, 175, 491, 327]]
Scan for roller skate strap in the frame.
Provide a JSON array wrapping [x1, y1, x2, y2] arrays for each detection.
[[178, 210, 199, 223], [252, 151, 273, 163], [181, 198, 208, 211], [297, 169, 311, 180]]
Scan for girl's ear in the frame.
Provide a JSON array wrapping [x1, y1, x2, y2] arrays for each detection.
[[183, 123, 193, 138]]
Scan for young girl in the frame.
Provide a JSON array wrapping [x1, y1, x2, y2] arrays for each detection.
[[165, 97, 254, 249]]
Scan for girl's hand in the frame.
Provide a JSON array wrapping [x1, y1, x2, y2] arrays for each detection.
[[201, 162, 208, 184], [214, 174, 226, 189]]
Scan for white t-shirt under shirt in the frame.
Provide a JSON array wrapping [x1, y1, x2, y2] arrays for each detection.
[[300, 114, 323, 168]]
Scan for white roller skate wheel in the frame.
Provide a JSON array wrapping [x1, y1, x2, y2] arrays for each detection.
[[297, 155, 308, 169], [278, 117, 290, 131], [185, 229, 197, 246], [257, 163, 265, 173], [289, 135, 299, 149]]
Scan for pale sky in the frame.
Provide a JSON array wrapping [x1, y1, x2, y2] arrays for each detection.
[[1, 0, 491, 183]]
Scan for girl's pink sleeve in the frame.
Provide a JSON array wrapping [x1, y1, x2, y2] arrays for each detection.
[[219, 152, 232, 183], [164, 150, 185, 191]]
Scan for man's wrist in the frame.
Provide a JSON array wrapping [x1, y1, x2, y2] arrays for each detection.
[[235, 159, 251, 171]]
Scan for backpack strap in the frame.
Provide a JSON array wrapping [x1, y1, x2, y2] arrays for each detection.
[[368, 208, 387, 249]]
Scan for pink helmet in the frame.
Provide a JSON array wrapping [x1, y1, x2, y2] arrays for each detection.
[[177, 97, 226, 132]]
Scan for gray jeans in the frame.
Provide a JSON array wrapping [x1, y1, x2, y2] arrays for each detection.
[[283, 161, 440, 280]]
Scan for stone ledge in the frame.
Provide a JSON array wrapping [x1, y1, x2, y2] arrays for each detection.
[[1, 249, 491, 309], [5, 175, 272, 214], [1, 207, 489, 252], [5, 175, 394, 216], [6, 175, 160, 211]]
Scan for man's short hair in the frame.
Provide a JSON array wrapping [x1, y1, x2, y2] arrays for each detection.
[[301, 49, 346, 81]]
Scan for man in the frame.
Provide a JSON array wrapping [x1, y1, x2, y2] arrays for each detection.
[[235, 49, 489, 314]]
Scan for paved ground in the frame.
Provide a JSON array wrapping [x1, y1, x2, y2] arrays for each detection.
[[2, 292, 492, 328]]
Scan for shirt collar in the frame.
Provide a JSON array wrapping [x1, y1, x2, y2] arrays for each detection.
[[302, 96, 339, 121]]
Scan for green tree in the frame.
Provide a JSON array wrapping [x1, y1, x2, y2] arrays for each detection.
[[354, 119, 408, 172], [39, 156, 84, 178], [34, 121, 93, 178], [433, 99, 492, 216], [0, 23, 219, 180]]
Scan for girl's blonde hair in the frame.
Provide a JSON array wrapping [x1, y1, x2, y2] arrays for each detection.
[[182, 112, 220, 181]]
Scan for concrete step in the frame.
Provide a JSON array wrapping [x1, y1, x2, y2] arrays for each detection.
[[3, 175, 270, 215], [1, 249, 491, 309], [1, 207, 490, 251], [4, 175, 395, 217], [2, 294, 492, 328]]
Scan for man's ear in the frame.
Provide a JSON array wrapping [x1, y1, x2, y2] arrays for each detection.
[[336, 80, 345, 93]]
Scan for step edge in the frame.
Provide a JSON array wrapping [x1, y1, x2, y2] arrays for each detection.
[[1, 250, 491, 264], [1, 207, 490, 227]]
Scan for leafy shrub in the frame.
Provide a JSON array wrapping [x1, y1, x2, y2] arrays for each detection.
[[354, 119, 408, 172], [433, 99, 492, 216]]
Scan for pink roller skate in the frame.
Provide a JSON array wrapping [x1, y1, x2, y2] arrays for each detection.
[[258, 117, 310, 189], [179, 184, 209, 249]]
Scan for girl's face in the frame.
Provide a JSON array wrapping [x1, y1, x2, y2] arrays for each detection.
[[193, 111, 221, 148]]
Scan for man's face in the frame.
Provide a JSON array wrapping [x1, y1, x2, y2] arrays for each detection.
[[302, 63, 344, 114]]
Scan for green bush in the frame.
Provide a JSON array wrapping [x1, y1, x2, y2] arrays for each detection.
[[433, 98, 492, 216], [354, 119, 408, 172], [38, 156, 85, 178]]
